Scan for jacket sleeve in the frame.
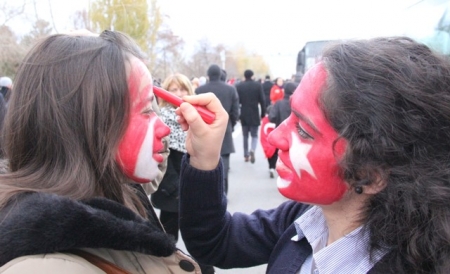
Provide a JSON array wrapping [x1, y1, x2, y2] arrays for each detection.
[[268, 103, 280, 126], [229, 87, 240, 128], [258, 84, 266, 118], [179, 154, 305, 269]]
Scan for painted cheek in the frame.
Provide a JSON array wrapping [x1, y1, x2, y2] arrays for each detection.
[[279, 130, 347, 204], [116, 113, 150, 180]]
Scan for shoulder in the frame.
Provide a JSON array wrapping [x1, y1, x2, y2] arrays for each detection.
[[0, 253, 103, 274]]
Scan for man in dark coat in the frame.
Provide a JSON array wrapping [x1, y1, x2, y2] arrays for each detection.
[[262, 75, 273, 109], [196, 64, 239, 194], [236, 69, 265, 163]]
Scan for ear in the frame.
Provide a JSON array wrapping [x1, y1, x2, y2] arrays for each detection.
[[363, 175, 387, 195]]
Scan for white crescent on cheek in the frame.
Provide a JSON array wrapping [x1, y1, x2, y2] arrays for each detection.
[[277, 177, 291, 188], [263, 122, 276, 135], [134, 117, 159, 181], [289, 131, 316, 179]]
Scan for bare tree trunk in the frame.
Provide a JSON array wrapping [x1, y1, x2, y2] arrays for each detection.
[[47, 0, 58, 32]]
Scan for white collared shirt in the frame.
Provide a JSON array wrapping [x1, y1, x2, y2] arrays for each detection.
[[292, 206, 387, 274]]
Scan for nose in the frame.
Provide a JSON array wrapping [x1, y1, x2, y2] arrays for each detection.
[[174, 90, 184, 98], [268, 122, 289, 151], [154, 117, 170, 139]]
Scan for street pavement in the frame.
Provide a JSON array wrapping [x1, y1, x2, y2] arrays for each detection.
[[177, 122, 289, 274]]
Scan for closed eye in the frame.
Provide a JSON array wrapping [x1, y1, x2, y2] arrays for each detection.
[[296, 124, 314, 140], [142, 106, 154, 115]]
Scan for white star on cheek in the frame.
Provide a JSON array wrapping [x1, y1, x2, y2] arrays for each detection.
[[289, 132, 317, 179]]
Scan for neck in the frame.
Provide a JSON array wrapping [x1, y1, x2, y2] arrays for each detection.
[[320, 192, 368, 245]]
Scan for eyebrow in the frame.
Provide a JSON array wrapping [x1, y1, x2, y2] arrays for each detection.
[[292, 109, 322, 135]]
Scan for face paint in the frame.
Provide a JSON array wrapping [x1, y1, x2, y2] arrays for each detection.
[[116, 57, 170, 183], [268, 63, 347, 204]]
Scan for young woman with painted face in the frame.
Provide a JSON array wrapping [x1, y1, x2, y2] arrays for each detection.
[[0, 30, 220, 273], [178, 37, 450, 273]]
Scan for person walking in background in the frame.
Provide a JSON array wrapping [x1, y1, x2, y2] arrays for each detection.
[[151, 73, 194, 242], [0, 77, 12, 103], [236, 69, 265, 163], [178, 37, 450, 273], [269, 81, 297, 127], [220, 69, 227, 82], [198, 76, 207, 87], [191, 77, 200, 90], [260, 105, 277, 178], [270, 77, 284, 105], [262, 75, 273, 109], [196, 64, 239, 194]]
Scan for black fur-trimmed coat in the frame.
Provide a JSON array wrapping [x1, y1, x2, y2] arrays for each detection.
[[0, 190, 200, 273]]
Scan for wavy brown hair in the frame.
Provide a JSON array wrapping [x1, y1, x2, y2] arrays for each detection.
[[0, 31, 148, 216], [320, 37, 450, 273]]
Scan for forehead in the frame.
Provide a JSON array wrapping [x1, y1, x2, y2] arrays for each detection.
[[127, 57, 152, 102], [291, 63, 327, 122]]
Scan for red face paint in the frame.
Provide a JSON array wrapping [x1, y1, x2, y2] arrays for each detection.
[[116, 57, 170, 183], [268, 63, 347, 204]]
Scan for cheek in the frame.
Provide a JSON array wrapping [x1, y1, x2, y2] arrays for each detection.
[[116, 114, 150, 174], [116, 114, 161, 183], [281, 135, 348, 204]]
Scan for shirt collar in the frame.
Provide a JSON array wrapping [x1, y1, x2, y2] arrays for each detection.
[[292, 206, 387, 273]]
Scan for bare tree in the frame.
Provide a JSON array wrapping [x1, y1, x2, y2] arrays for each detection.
[[71, 9, 90, 30], [21, 19, 53, 47], [184, 38, 223, 78], [151, 28, 185, 80], [0, 0, 28, 26], [0, 25, 26, 77]]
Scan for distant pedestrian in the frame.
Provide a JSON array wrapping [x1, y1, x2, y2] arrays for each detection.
[[0, 77, 12, 102], [269, 81, 298, 127], [260, 105, 277, 178], [262, 75, 273, 108], [220, 69, 227, 82], [270, 77, 284, 104], [236, 69, 265, 163], [198, 76, 207, 87], [191, 77, 200, 90], [196, 64, 239, 194]]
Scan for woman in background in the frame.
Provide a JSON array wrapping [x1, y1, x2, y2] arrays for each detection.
[[269, 77, 284, 104], [151, 73, 194, 242]]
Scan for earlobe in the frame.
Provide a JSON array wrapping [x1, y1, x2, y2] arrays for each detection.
[[362, 176, 387, 195]]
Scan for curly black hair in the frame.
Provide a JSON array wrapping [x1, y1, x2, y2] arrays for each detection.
[[320, 37, 450, 273]]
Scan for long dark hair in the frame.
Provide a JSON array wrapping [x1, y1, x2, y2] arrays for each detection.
[[0, 31, 148, 216], [320, 37, 450, 273]]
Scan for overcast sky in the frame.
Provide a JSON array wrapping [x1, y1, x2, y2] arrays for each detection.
[[8, 0, 450, 78]]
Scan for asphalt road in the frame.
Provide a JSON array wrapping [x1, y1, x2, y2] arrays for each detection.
[[177, 123, 289, 274]]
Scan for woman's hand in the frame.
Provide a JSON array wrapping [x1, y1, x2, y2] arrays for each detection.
[[175, 93, 228, 170]]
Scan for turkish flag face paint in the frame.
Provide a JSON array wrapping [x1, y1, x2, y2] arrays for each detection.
[[116, 57, 170, 183], [268, 63, 347, 204]]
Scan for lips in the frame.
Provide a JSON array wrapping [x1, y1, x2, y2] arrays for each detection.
[[276, 158, 294, 182], [152, 138, 165, 163], [153, 153, 164, 163]]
